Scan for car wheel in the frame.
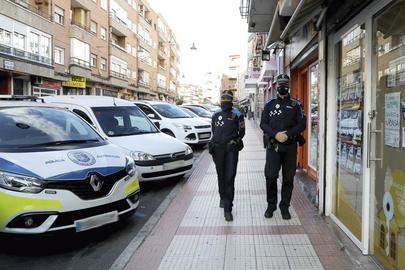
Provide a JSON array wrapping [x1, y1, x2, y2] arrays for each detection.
[[162, 130, 175, 137]]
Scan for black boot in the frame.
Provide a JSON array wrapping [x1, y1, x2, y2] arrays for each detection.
[[224, 211, 233, 222], [281, 209, 291, 220], [219, 199, 224, 208], [264, 206, 276, 219]]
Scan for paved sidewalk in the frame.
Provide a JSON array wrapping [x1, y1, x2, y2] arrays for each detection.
[[125, 121, 371, 270]]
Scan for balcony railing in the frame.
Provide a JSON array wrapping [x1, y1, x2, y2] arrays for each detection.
[[110, 70, 128, 80], [0, 43, 52, 66], [9, 0, 52, 21], [109, 12, 128, 27], [70, 57, 90, 69], [71, 21, 91, 33], [139, 14, 152, 26], [138, 80, 151, 88], [136, 34, 152, 47]]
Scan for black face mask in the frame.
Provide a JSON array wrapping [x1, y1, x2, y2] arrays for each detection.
[[277, 86, 289, 96], [221, 101, 233, 111]]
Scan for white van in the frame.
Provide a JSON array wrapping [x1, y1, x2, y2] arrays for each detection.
[[134, 101, 212, 147], [44, 96, 194, 182], [0, 100, 139, 234]]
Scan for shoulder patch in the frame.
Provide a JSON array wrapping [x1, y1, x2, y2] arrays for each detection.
[[290, 98, 301, 107]]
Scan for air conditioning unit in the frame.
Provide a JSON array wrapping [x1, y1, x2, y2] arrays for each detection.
[[33, 76, 43, 85]]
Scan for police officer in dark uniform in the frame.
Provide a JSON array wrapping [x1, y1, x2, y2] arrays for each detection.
[[260, 74, 306, 220], [209, 90, 245, 222]]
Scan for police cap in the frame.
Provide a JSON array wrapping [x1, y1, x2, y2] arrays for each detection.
[[275, 74, 290, 85]]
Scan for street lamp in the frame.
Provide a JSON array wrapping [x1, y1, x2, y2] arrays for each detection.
[[190, 42, 197, 50]]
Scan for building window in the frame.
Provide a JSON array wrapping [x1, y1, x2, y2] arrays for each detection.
[[0, 28, 12, 45], [91, 54, 97, 67], [100, 57, 106, 70], [14, 33, 25, 50], [100, 0, 107, 10], [70, 38, 90, 67], [90, 20, 97, 35], [54, 47, 65, 65], [100, 27, 107, 40], [390, 233, 396, 260], [41, 36, 51, 57], [29, 32, 40, 55], [54, 6, 65, 25]]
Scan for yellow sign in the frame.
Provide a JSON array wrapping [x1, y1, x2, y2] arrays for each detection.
[[62, 76, 86, 88]]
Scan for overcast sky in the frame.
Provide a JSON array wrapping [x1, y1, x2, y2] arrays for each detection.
[[148, 0, 249, 85]]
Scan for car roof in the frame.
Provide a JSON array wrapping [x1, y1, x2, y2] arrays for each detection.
[[44, 95, 136, 108], [134, 100, 173, 105], [0, 100, 63, 108]]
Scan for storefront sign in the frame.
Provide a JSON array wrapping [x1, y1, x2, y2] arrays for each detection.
[[41, 80, 62, 90], [385, 92, 401, 147], [62, 76, 86, 88], [3, 60, 15, 71]]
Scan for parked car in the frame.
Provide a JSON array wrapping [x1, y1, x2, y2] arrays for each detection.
[[181, 105, 212, 119], [185, 104, 221, 113], [44, 96, 194, 182], [0, 99, 139, 234], [180, 106, 211, 123], [134, 101, 212, 147]]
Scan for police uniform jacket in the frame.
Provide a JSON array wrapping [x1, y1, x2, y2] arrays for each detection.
[[260, 95, 306, 144], [211, 108, 245, 145]]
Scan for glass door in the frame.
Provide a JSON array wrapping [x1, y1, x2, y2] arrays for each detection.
[[308, 63, 320, 172], [333, 24, 366, 242], [371, 1, 405, 269]]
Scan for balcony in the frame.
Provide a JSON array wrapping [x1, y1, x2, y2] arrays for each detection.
[[0, 43, 52, 66], [9, 0, 52, 21], [158, 48, 167, 59], [136, 34, 153, 49], [110, 70, 127, 80], [110, 13, 128, 37], [71, 0, 95, 10], [138, 80, 151, 89], [70, 57, 90, 69], [110, 43, 128, 60], [70, 22, 92, 44], [139, 14, 152, 28]]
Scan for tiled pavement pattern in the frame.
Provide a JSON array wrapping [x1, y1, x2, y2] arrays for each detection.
[[127, 121, 358, 270]]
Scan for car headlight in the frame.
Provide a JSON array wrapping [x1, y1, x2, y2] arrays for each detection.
[[174, 123, 192, 130], [0, 171, 44, 193], [185, 146, 193, 155], [125, 156, 136, 177], [131, 151, 155, 161]]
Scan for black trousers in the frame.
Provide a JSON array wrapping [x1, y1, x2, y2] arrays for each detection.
[[264, 143, 297, 211], [212, 144, 239, 212]]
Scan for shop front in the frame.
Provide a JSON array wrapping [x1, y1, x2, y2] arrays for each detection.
[[325, 0, 405, 267]]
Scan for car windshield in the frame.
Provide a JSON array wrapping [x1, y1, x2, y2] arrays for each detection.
[[180, 107, 198, 118], [152, 103, 191, 119], [203, 105, 221, 112], [0, 107, 102, 149], [186, 106, 211, 117], [92, 106, 159, 137]]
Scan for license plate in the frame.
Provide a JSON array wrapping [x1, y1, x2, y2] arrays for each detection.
[[199, 133, 211, 139], [163, 160, 185, 170], [74, 211, 119, 232]]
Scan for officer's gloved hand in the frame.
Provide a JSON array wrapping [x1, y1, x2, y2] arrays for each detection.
[[275, 131, 288, 143]]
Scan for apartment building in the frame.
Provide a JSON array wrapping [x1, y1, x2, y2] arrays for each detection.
[[0, 0, 179, 101], [220, 54, 241, 100]]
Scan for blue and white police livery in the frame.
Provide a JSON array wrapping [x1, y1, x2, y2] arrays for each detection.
[[0, 101, 140, 234]]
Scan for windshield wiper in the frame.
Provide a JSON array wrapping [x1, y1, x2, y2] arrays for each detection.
[[20, 139, 100, 148]]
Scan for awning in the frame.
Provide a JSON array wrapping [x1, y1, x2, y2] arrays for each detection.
[[265, 0, 325, 49]]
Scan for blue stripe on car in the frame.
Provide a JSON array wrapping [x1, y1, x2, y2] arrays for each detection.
[[0, 158, 41, 178]]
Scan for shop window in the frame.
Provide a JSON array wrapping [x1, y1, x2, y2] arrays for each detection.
[[379, 225, 385, 248]]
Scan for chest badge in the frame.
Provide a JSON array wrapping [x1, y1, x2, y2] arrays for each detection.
[[275, 104, 280, 109]]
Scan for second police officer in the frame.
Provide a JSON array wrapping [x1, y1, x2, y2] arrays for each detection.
[[209, 90, 245, 222], [260, 74, 306, 220]]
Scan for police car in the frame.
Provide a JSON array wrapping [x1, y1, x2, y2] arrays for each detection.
[[43, 96, 194, 182], [0, 98, 140, 234]]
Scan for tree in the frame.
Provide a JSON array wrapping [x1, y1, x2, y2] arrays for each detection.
[[176, 98, 184, 105]]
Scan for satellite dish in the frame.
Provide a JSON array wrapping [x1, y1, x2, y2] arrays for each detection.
[[190, 42, 197, 50]]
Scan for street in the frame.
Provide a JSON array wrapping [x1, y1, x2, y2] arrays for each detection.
[[0, 149, 205, 270]]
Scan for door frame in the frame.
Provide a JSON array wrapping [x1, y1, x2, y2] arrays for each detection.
[[325, 0, 393, 254]]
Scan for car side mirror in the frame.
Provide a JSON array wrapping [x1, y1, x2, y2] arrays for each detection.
[[148, 113, 156, 119], [154, 121, 160, 129]]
